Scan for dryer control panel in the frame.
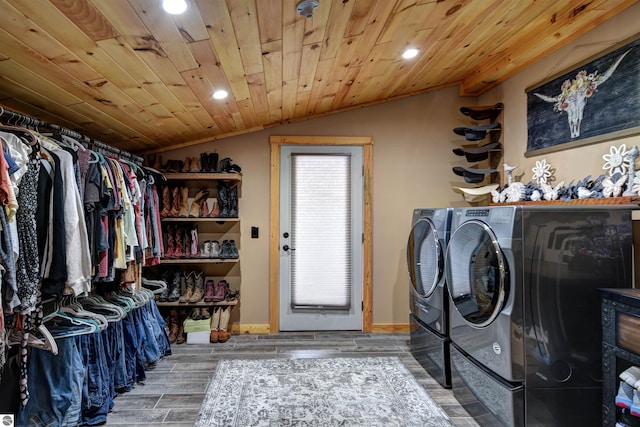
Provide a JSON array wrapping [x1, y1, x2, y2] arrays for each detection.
[[465, 209, 490, 217]]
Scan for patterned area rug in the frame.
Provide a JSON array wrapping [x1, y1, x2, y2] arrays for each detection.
[[194, 356, 453, 427]]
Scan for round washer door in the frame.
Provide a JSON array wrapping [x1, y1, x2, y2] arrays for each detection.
[[407, 218, 443, 298], [445, 220, 508, 327]]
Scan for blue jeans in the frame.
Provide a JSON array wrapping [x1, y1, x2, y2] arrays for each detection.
[[149, 300, 171, 357], [139, 304, 161, 365], [110, 321, 127, 391], [16, 337, 84, 427], [78, 332, 111, 426]]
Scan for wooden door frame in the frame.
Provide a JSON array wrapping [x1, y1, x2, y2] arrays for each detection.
[[269, 135, 373, 333]]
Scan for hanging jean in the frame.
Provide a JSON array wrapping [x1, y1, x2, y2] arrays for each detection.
[[138, 304, 161, 366], [120, 311, 146, 392], [78, 332, 111, 426], [16, 337, 84, 427], [149, 300, 171, 357], [110, 321, 127, 392]]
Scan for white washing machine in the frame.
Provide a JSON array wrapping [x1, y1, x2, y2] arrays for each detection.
[[407, 208, 452, 388], [444, 205, 634, 426]]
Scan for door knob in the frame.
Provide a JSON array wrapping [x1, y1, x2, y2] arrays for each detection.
[[283, 244, 290, 251]]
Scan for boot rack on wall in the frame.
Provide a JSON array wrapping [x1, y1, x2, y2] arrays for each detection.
[[450, 103, 504, 205], [153, 166, 241, 344]]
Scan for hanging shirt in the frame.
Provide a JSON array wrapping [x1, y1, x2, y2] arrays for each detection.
[[40, 139, 91, 296]]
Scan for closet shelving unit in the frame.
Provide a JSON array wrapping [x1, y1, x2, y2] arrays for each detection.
[[156, 172, 241, 310]]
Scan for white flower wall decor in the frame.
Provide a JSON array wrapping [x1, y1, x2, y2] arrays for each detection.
[[602, 144, 629, 176], [531, 159, 552, 185]]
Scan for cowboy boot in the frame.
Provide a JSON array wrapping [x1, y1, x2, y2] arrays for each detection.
[[203, 279, 216, 302], [164, 224, 174, 258], [217, 184, 229, 217], [199, 199, 209, 219], [176, 323, 186, 344], [189, 271, 205, 303], [158, 269, 172, 301], [201, 240, 212, 258], [219, 240, 230, 259], [178, 186, 189, 217], [213, 280, 227, 301], [189, 188, 209, 218], [167, 270, 182, 302], [209, 151, 219, 173], [200, 152, 210, 172], [228, 240, 239, 259], [218, 307, 231, 343], [174, 226, 184, 258], [208, 197, 220, 217], [176, 310, 188, 344], [200, 307, 211, 320], [183, 226, 192, 258], [152, 154, 163, 170], [189, 156, 201, 173], [209, 307, 221, 343], [160, 186, 171, 218], [179, 270, 195, 303], [210, 240, 221, 258], [180, 157, 191, 173], [190, 224, 199, 257], [191, 308, 201, 320], [170, 186, 180, 217], [228, 185, 238, 217], [167, 311, 179, 344]]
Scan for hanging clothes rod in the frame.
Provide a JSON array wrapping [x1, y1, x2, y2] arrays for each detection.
[[0, 107, 143, 165]]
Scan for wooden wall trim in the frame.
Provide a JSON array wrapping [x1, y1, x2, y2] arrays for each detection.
[[269, 135, 374, 333]]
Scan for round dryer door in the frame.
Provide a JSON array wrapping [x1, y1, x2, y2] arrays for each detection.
[[407, 218, 443, 298], [445, 220, 508, 327]]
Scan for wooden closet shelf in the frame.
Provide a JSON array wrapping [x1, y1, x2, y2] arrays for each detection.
[[161, 217, 239, 223], [160, 258, 239, 264], [156, 300, 238, 307], [163, 172, 241, 182]]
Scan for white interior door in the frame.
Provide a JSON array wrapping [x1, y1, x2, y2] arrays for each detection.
[[279, 145, 363, 331]]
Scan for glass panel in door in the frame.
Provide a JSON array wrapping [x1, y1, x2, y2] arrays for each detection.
[[279, 145, 363, 331]]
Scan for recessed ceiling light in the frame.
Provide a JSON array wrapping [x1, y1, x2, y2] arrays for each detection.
[[213, 90, 228, 100], [402, 48, 419, 59], [162, 0, 188, 15]]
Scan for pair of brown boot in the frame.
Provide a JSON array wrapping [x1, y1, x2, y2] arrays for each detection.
[[209, 306, 231, 343], [179, 271, 205, 303], [167, 309, 187, 345], [181, 157, 201, 173], [160, 186, 217, 219]]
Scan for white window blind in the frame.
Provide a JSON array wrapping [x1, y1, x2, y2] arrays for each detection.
[[290, 153, 352, 309]]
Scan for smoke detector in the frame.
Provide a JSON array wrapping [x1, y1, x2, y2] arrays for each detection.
[[296, 0, 319, 18]]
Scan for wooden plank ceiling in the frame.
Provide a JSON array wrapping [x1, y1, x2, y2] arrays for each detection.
[[0, 0, 635, 154]]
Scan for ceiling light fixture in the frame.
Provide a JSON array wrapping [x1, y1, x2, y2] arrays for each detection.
[[213, 90, 228, 100], [402, 48, 419, 59], [296, 0, 319, 19], [162, 0, 188, 15]]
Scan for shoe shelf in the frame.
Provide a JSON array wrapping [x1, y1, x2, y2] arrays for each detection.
[[160, 258, 239, 264], [163, 172, 241, 182], [157, 299, 238, 307], [161, 217, 239, 223]]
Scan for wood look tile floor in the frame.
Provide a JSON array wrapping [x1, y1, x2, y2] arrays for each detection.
[[104, 332, 480, 426]]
